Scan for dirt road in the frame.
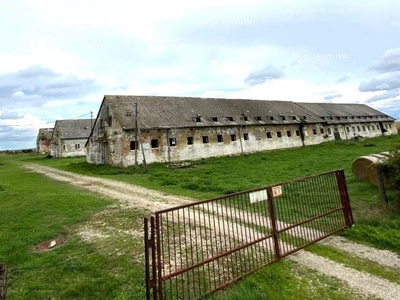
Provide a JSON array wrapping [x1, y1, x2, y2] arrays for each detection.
[[24, 163, 400, 299]]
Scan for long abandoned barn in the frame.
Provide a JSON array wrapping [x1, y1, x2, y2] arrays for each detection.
[[86, 95, 398, 167]]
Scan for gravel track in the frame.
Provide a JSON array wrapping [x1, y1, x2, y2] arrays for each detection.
[[24, 163, 400, 299]]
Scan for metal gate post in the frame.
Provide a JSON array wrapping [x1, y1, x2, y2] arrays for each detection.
[[335, 170, 354, 227], [155, 214, 163, 300], [267, 186, 281, 259], [144, 217, 158, 300]]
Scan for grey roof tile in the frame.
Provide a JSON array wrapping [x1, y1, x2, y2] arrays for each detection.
[[105, 95, 324, 129], [52, 119, 93, 140]]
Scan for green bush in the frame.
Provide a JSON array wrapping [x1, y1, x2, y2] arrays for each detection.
[[379, 146, 400, 193]]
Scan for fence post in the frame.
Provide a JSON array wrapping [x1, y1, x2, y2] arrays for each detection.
[[374, 165, 388, 205], [335, 170, 354, 227], [267, 186, 281, 259], [0, 263, 6, 300], [144, 217, 158, 300]]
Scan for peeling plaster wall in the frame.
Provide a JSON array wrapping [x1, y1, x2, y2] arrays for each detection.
[[114, 124, 309, 167], [59, 138, 88, 157], [37, 140, 51, 154]]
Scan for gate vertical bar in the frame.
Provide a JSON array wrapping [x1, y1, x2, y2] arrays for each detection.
[[335, 170, 354, 227], [144, 217, 157, 300], [155, 213, 163, 300], [267, 186, 281, 259]]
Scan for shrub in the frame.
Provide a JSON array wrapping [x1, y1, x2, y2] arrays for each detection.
[[379, 146, 400, 193]]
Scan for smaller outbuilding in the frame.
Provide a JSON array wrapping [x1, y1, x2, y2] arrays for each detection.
[[36, 128, 53, 154], [50, 119, 92, 158]]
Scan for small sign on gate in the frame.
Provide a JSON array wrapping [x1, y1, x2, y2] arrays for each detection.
[[272, 185, 283, 197]]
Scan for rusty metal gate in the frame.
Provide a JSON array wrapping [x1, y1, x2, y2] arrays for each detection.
[[144, 169, 353, 299]]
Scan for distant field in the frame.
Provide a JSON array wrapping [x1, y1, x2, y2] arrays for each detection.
[[1, 134, 400, 299]]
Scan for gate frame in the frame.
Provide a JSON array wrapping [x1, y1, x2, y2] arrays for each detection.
[[144, 169, 354, 299]]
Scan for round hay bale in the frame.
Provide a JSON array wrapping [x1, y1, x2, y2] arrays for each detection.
[[367, 164, 394, 188], [351, 156, 382, 181]]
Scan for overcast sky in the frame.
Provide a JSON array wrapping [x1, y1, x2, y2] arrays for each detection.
[[1, 0, 400, 150]]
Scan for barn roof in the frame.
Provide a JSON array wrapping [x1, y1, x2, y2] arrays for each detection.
[[36, 128, 54, 143], [296, 102, 395, 124], [104, 95, 324, 130], [51, 119, 92, 140]]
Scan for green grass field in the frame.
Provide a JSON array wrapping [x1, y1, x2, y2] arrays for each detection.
[[1, 134, 400, 299]]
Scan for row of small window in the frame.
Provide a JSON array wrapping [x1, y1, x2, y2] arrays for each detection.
[[344, 123, 391, 133], [62, 144, 81, 150], [130, 130, 304, 150], [322, 115, 388, 120], [128, 123, 393, 150], [192, 115, 306, 123]]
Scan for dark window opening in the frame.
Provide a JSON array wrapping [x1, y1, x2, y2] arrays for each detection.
[[295, 130, 300, 136], [372, 125, 375, 130], [217, 134, 223, 143], [187, 137, 194, 145], [230, 134, 237, 141], [279, 115, 286, 120], [320, 128, 324, 134], [277, 131, 282, 138], [241, 115, 248, 121], [362, 126, 365, 131], [193, 116, 201, 122], [269, 116, 274, 121], [151, 139, 159, 148], [202, 136, 209, 144], [130, 140, 139, 150], [254, 116, 261, 121], [75, 144, 80, 149], [211, 117, 218, 122], [336, 116, 340, 120], [287, 131, 291, 137], [352, 126, 355, 132], [357, 126, 360, 131], [346, 127, 350, 133], [267, 132, 272, 139], [226, 116, 234, 122], [108, 116, 112, 127], [312, 129, 317, 135], [243, 133, 249, 140], [292, 116, 297, 120], [327, 128, 332, 134], [367, 125, 370, 130], [389, 124, 392, 128], [169, 138, 176, 146], [377, 125, 380, 129]]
